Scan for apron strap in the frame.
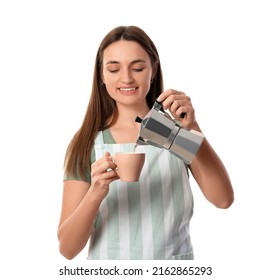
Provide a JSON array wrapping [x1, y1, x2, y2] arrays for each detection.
[[94, 131, 104, 145]]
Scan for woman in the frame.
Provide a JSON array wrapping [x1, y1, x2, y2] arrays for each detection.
[[57, 25, 234, 260]]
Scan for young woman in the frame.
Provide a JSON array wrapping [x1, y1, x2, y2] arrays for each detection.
[[57, 25, 234, 260]]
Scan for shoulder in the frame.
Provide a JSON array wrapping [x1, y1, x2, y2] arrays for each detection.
[[102, 129, 116, 144]]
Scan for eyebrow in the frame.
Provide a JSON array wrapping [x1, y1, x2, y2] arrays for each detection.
[[105, 59, 147, 65]]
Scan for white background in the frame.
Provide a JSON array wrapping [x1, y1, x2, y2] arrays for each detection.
[[0, 0, 269, 279]]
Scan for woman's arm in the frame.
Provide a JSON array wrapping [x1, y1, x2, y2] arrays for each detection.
[[189, 122, 234, 208], [57, 152, 119, 259], [158, 89, 234, 208], [57, 180, 100, 259]]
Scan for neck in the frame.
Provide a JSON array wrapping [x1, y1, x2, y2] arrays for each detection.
[[114, 102, 149, 128]]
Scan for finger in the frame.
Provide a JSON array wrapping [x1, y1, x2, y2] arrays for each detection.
[[100, 160, 117, 174], [157, 89, 185, 102], [91, 159, 117, 178], [170, 96, 191, 115], [161, 93, 187, 110], [99, 169, 119, 180], [93, 151, 113, 167], [170, 99, 183, 112], [172, 104, 187, 119], [177, 109, 195, 128], [176, 106, 188, 118], [162, 95, 179, 110], [104, 151, 112, 161], [91, 168, 119, 187]]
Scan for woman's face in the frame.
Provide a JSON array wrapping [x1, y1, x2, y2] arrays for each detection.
[[102, 40, 153, 107]]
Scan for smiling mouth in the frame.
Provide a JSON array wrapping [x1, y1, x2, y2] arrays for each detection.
[[118, 87, 137, 92]]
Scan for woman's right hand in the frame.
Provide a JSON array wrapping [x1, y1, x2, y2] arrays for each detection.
[[90, 151, 119, 200]]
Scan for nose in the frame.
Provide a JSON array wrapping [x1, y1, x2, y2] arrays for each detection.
[[121, 68, 134, 84]]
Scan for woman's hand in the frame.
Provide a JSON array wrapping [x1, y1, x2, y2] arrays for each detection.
[[158, 89, 196, 129], [90, 152, 119, 200]]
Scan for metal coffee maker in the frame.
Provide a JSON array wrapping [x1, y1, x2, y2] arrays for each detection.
[[135, 100, 204, 164]]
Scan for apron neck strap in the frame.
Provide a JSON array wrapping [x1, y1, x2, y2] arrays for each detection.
[[95, 131, 104, 145]]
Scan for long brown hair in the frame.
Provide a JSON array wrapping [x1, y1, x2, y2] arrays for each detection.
[[64, 25, 164, 180]]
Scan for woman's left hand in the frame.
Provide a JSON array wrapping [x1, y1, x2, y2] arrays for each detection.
[[157, 89, 196, 129]]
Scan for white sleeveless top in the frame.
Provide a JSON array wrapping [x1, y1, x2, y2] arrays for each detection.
[[87, 131, 194, 260]]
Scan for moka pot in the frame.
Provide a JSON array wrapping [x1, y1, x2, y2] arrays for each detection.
[[135, 100, 204, 164]]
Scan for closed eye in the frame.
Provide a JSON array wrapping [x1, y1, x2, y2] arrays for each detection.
[[132, 68, 144, 72]]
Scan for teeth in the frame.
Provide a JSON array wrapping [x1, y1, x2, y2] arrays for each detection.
[[119, 88, 136, 91]]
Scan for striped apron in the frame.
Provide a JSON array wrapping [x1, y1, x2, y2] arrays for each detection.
[[87, 131, 194, 260]]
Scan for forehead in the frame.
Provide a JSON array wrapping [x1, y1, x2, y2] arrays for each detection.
[[103, 40, 150, 64]]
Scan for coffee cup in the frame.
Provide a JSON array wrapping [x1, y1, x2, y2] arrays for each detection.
[[114, 152, 145, 182]]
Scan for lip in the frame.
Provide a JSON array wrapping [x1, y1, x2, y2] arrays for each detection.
[[117, 87, 138, 95]]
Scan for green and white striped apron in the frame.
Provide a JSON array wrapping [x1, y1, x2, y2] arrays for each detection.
[[87, 131, 194, 260]]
